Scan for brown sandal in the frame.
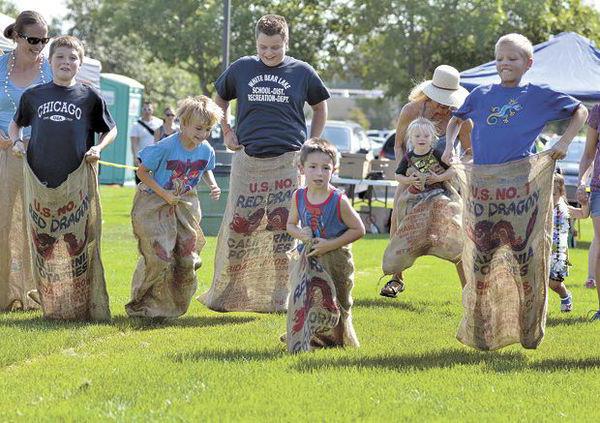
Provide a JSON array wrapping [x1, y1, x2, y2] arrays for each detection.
[[380, 278, 405, 298]]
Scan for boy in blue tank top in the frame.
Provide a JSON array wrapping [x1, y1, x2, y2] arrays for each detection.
[[287, 138, 365, 348]]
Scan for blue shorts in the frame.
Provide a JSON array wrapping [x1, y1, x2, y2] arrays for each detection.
[[591, 191, 600, 217]]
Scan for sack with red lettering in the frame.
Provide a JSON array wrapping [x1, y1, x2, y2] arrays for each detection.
[[23, 160, 110, 321], [454, 152, 554, 350], [0, 150, 37, 310], [287, 243, 360, 352], [126, 187, 204, 318], [199, 149, 299, 312], [382, 179, 463, 275]]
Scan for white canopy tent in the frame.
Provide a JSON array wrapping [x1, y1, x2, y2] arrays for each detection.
[[0, 12, 102, 87]]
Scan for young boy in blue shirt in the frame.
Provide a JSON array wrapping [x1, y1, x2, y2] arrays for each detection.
[[442, 33, 587, 165], [125, 96, 222, 318]]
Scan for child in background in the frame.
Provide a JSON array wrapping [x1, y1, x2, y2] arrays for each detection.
[[550, 173, 589, 312], [125, 96, 222, 318], [380, 117, 465, 297], [287, 138, 365, 348]]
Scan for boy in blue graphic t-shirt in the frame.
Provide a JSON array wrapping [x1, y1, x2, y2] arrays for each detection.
[[125, 96, 223, 318], [442, 33, 587, 165]]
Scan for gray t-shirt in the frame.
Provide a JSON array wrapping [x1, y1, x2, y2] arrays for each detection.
[[14, 81, 115, 188], [215, 55, 330, 157]]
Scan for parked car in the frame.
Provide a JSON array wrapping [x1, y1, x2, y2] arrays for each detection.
[[546, 136, 586, 204], [308, 120, 372, 154], [379, 131, 396, 160]]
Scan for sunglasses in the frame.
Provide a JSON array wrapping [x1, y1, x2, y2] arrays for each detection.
[[165, 113, 175, 117], [18, 32, 50, 45]]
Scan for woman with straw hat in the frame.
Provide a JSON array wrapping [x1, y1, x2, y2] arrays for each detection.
[[380, 65, 471, 298]]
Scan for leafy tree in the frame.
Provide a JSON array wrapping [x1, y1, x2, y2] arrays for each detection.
[[345, 0, 600, 100]]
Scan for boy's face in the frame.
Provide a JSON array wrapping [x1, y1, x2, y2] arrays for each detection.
[[495, 42, 532, 86], [256, 32, 286, 67], [50, 46, 82, 83], [300, 152, 335, 189], [180, 119, 212, 146]]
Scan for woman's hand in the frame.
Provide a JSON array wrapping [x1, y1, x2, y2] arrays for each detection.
[[0, 130, 12, 150], [576, 184, 588, 204], [11, 139, 25, 157]]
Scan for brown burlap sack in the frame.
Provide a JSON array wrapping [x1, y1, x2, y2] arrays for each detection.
[[382, 182, 463, 275], [287, 245, 359, 353], [198, 149, 299, 312], [24, 159, 110, 321], [125, 188, 204, 318], [454, 152, 554, 350], [0, 149, 38, 310]]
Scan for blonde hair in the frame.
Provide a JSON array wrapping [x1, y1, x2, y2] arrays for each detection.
[[553, 172, 566, 199], [176, 95, 223, 128], [408, 80, 429, 102], [299, 137, 338, 167], [495, 33, 534, 60], [405, 117, 438, 149], [50, 35, 85, 62]]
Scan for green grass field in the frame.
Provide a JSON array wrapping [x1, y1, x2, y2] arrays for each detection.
[[1, 186, 600, 421]]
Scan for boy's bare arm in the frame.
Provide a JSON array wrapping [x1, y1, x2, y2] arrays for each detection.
[[130, 136, 140, 164], [551, 104, 589, 160], [286, 191, 312, 243], [86, 126, 118, 162], [202, 170, 221, 200], [442, 116, 464, 164], [137, 165, 178, 205], [308, 196, 365, 256]]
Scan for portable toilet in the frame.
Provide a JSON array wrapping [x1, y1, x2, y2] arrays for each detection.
[[99, 73, 144, 185]]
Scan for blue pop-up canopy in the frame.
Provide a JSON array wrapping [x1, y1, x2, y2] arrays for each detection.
[[460, 32, 600, 101]]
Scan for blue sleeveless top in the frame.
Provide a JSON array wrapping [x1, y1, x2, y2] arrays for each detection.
[[0, 53, 52, 138], [297, 187, 348, 239]]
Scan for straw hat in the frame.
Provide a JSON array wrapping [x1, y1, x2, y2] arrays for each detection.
[[422, 65, 469, 109]]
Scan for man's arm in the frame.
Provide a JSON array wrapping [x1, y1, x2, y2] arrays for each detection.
[[309, 100, 327, 138], [215, 94, 241, 151]]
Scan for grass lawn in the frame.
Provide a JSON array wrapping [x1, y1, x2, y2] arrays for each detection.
[[1, 185, 600, 421]]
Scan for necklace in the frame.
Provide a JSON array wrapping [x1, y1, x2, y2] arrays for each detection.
[[4, 50, 47, 111]]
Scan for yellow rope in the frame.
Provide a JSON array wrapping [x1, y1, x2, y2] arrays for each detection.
[[98, 160, 138, 171]]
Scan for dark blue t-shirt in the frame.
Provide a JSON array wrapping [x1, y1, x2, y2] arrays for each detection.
[[14, 81, 115, 187], [453, 83, 580, 164], [215, 55, 330, 157]]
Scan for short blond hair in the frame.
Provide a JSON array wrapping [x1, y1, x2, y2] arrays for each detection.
[[405, 117, 438, 148], [50, 35, 85, 62], [495, 33, 533, 60], [176, 95, 223, 128]]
